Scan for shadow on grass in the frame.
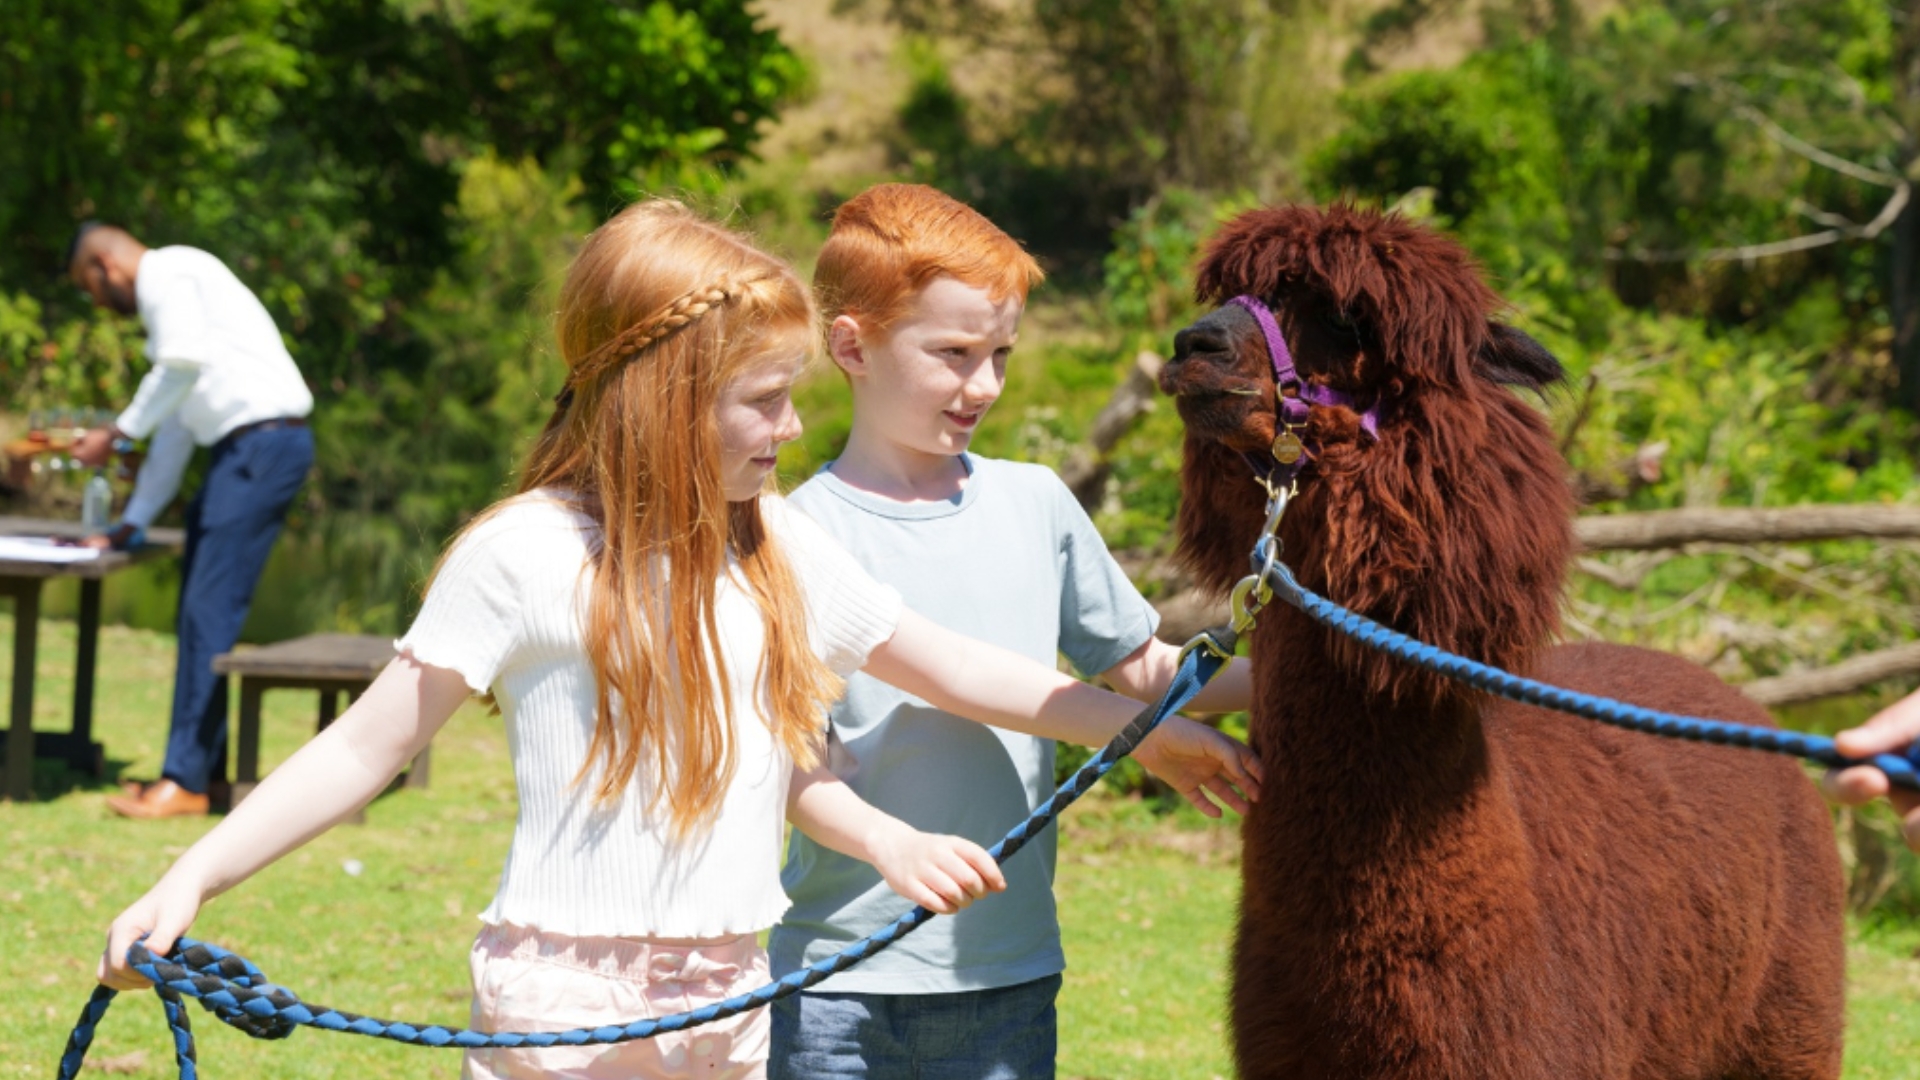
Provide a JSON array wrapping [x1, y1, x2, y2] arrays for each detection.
[[16, 753, 420, 814]]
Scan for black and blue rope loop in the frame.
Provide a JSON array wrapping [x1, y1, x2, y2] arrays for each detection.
[[1257, 558, 1920, 792], [56, 644, 1230, 1080]]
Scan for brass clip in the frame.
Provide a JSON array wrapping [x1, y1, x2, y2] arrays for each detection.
[[1257, 483, 1292, 540], [1228, 574, 1268, 636], [1177, 626, 1238, 667]]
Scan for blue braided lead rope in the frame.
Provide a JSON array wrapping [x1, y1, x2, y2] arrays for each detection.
[[57, 647, 1227, 1079], [1259, 559, 1920, 792]]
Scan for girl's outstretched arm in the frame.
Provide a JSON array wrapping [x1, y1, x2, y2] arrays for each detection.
[[788, 764, 1006, 914], [861, 609, 1262, 816], [1100, 639, 1254, 716], [97, 654, 473, 989]]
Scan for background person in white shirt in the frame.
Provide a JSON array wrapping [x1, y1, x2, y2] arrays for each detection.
[[66, 222, 316, 820]]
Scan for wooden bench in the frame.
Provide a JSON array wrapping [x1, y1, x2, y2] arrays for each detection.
[[212, 633, 428, 808]]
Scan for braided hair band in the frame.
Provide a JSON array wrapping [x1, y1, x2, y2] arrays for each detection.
[[553, 274, 759, 410]]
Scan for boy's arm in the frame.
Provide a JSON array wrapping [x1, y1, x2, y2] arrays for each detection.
[[788, 763, 1005, 914], [1041, 472, 1253, 715], [1100, 638, 1254, 715]]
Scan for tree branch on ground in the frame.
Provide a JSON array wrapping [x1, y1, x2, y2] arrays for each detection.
[[1129, 505, 1920, 701], [1574, 504, 1920, 551], [1740, 641, 1920, 707], [1062, 350, 1165, 511]]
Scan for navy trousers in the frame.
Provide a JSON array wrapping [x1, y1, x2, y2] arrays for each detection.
[[160, 424, 314, 794]]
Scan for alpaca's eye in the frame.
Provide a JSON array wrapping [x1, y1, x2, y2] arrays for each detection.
[[1328, 310, 1357, 334]]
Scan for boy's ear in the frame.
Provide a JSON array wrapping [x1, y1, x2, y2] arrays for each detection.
[[827, 315, 869, 377]]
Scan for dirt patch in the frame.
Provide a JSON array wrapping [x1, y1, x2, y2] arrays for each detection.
[[754, 0, 907, 186]]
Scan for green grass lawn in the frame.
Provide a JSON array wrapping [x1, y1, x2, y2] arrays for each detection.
[[6, 619, 1920, 1079]]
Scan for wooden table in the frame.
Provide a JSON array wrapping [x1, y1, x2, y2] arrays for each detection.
[[1, 516, 184, 800], [212, 633, 427, 808]]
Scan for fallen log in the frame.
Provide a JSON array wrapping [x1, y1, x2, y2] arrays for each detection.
[[1148, 586, 1920, 707], [1576, 505, 1920, 552], [1739, 641, 1920, 708]]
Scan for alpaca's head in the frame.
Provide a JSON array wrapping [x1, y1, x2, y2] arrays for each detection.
[[1161, 204, 1574, 702]]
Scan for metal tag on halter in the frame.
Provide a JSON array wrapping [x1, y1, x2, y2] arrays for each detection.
[[1271, 430, 1304, 464]]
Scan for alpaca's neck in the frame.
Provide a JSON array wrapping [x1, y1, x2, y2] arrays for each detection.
[[1256, 618, 1497, 812], [1247, 612, 1537, 903]]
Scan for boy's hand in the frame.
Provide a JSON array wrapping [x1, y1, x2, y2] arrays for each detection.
[[98, 876, 204, 990], [1824, 687, 1920, 851], [866, 821, 1007, 915], [1134, 717, 1263, 818]]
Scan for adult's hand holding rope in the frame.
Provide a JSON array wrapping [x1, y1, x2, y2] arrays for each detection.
[[1825, 688, 1920, 848]]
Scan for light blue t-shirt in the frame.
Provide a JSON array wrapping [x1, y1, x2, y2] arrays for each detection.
[[770, 453, 1160, 994]]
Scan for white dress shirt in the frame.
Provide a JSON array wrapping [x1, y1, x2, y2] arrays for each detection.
[[115, 246, 314, 527]]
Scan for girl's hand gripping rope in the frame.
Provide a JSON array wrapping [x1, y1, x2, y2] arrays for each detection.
[[99, 872, 206, 991]]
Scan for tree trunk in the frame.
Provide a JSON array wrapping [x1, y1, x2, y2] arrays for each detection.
[[1896, 152, 1919, 409], [1060, 350, 1164, 511], [1895, 0, 1920, 411]]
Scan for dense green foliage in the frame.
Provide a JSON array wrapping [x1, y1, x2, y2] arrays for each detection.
[[1296, 0, 1919, 693]]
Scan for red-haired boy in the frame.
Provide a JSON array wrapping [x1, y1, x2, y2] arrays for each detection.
[[769, 184, 1257, 1078]]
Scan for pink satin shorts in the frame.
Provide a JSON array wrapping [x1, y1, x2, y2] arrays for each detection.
[[462, 922, 771, 1080]]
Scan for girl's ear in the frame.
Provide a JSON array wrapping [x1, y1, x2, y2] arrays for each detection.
[[827, 315, 868, 377]]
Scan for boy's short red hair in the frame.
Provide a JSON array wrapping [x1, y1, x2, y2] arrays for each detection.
[[815, 184, 1044, 332]]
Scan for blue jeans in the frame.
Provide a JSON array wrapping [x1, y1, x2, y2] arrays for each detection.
[[770, 974, 1060, 1080], [161, 423, 314, 794]]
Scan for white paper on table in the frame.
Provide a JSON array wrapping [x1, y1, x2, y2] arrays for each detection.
[[0, 536, 103, 563]]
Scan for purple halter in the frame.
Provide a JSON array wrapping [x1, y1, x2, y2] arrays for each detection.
[[1225, 294, 1383, 486]]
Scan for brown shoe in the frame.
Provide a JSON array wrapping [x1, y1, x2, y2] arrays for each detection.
[[106, 779, 210, 819], [118, 777, 230, 808]]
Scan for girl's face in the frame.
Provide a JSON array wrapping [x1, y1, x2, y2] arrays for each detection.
[[715, 347, 807, 502]]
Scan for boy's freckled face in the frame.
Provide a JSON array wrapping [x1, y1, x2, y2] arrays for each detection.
[[846, 277, 1022, 459]]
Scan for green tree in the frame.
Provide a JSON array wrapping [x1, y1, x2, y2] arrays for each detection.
[[1, 0, 804, 631], [1317, 0, 1911, 398]]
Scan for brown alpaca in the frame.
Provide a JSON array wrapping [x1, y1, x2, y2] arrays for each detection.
[[1160, 204, 1845, 1080]]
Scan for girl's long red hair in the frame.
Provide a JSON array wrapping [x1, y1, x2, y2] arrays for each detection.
[[446, 201, 841, 835]]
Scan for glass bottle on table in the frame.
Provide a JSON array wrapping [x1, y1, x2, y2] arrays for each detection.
[[83, 469, 113, 533]]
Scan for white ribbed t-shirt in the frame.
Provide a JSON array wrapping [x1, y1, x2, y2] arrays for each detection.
[[397, 491, 902, 938]]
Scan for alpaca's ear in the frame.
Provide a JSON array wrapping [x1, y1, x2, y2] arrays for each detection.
[[1477, 323, 1564, 390]]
